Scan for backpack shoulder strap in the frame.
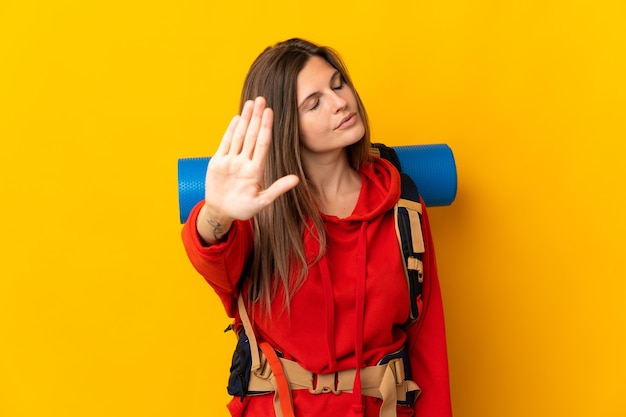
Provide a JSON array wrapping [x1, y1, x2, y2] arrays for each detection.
[[371, 143, 426, 324], [370, 142, 402, 171], [395, 174, 425, 323]]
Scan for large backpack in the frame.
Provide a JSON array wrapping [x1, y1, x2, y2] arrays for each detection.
[[226, 143, 427, 402]]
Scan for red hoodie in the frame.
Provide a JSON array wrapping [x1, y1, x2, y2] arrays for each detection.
[[181, 157, 452, 417]]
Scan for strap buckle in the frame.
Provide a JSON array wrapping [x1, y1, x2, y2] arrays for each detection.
[[309, 372, 340, 395], [387, 358, 405, 385]]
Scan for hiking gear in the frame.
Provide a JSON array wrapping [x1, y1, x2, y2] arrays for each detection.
[[232, 294, 420, 417], [177, 144, 456, 223], [224, 145, 427, 417], [226, 329, 253, 398], [181, 153, 453, 417]]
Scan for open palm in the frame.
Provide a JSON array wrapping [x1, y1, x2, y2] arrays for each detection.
[[204, 97, 299, 222]]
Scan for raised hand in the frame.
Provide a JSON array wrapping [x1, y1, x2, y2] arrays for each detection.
[[196, 97, 300, 244]]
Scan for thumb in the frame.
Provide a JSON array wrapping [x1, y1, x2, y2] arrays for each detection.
[[258, 175, 300, 208]]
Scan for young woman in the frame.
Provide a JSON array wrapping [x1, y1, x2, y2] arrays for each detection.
[[181, 38, 452, 417]]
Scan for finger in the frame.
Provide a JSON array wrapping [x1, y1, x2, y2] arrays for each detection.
[[258, 175, 300, 209], [241, 97, 267, 158], [214, 115, 240, 157], [251, 106, 274, 168], [229, 100, 254, 155]]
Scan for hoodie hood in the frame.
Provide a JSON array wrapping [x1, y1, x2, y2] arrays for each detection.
[[322, 156, 401, 224]]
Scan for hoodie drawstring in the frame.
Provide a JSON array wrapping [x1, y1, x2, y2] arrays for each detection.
[[352, 222, 368, 415], [318, 255, 338, 370], [318, 221, 368, 416]]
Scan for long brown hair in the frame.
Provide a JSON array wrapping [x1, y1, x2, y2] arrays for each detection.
[[240, 38, 371, 315]]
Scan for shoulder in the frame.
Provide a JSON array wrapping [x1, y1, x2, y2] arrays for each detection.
[[361, 156, 402, 194]]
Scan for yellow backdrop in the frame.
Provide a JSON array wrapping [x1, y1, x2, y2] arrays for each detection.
[[1, 0, 625, 416]]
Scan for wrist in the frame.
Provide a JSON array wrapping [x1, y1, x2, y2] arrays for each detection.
[[196, 203, 234, 244]]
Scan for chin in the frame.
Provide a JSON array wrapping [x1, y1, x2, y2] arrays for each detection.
[[346, 126, 366, 146]]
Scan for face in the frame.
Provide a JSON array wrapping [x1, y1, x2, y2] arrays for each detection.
[[296, 56, 365, 159]]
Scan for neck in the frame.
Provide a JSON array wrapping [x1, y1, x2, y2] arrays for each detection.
[[302, 149, 362, 217]]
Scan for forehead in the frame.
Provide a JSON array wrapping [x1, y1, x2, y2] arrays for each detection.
[[296, 56, 338, 96]]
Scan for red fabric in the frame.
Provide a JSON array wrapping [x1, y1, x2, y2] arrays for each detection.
[[181, 157, 452, 417]]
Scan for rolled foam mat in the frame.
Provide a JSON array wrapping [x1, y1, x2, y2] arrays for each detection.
[[178, 143, 457, 224]]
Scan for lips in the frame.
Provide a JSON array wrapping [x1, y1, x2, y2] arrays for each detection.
[[336, 113, 357, 130]]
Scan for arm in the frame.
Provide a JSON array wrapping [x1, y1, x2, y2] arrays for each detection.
[[181, 97, 300, 315], [406, 200, 453, 417], [181, 201, 254, 317]]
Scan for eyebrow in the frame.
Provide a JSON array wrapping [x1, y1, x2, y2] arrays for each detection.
[[298, 70, 342, 109]]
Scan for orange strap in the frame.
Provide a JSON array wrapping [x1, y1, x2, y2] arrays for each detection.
[[258, 341, 295, 417]]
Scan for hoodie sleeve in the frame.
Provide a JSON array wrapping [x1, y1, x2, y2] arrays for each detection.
[[406, 199, 453, 417], [181, 201, 254, 318]]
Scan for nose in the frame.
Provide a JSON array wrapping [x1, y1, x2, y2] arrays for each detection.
[[330, 90, 347, 113]]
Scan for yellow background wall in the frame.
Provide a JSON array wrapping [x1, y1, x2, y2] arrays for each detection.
[[1, 0, 625, 416]]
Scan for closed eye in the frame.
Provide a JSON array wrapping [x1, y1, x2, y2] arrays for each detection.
[[300, 71, 344, 111], [332, 79, 344, 91]]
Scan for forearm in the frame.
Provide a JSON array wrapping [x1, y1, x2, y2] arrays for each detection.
[[181, 202, 254, 317]]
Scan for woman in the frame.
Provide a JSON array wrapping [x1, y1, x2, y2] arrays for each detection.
[[182, 38, 452, 417]]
